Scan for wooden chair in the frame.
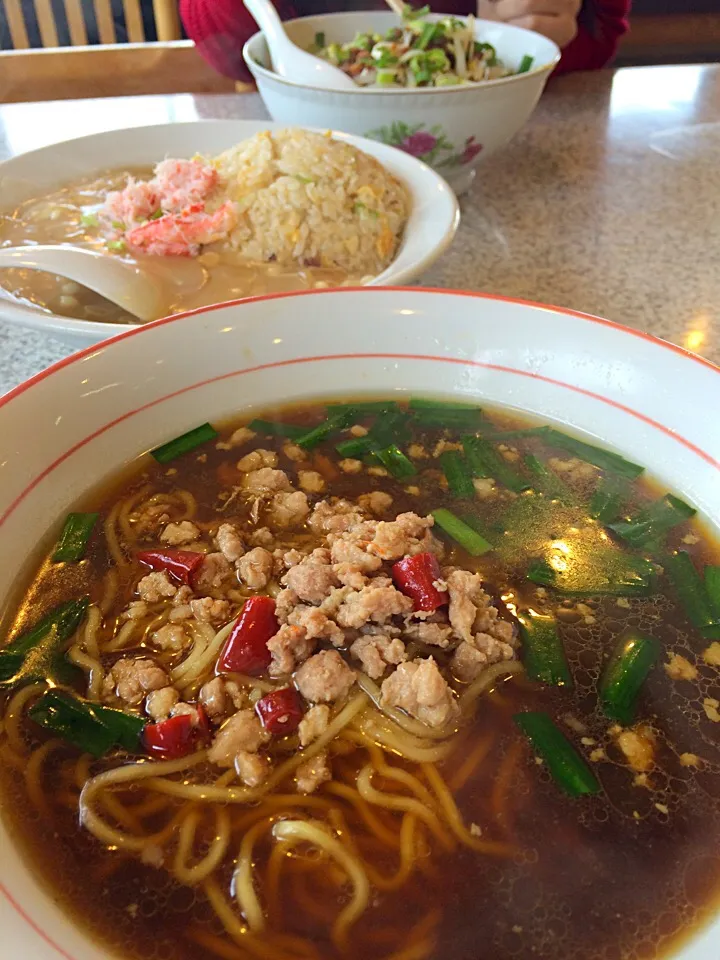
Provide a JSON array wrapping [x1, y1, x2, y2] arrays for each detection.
[[1, 0, 181, 48], [0, 1, 247, 102]]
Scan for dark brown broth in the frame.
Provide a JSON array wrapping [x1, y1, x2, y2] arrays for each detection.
[[1, 398, 720, 960]]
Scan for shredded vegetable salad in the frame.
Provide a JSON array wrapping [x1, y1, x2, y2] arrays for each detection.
[[311, 5, 533, 89]]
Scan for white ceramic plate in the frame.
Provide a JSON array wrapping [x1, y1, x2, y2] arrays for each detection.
[[0, 120, 459, 347], [0, 288, 718, 960]]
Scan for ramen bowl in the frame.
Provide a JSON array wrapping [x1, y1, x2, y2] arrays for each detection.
[[0, 288, 719, 960], [244, 12, 560, 194], [0, 120, 458, 348]]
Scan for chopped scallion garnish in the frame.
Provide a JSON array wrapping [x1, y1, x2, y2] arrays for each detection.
[[518, 54, 534, 73], [514, 712, 601, 797], [53, 512, 98, 563], [295, 412, 352, 450], [519, 613, 572, 687], [431, 508, 493, 556], [665, 551, 720, 638], [0, 597, 88, 688], [599, 629, 660, 724], [544, 429, 644, 480], [440, 450, 474, 498], [151, 423, 218, 463], [247, 419, 306, 439], [463, 437, 528, 493], [374, 444, 416, 480], [29, 690, 144, 757], [608, 494, 696, 548]]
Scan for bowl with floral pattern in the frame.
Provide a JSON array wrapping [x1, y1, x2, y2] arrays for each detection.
[[244, 11, 559, 194]]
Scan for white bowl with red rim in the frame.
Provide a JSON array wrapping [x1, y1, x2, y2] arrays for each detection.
[[0, 120, 459, 347], [0, 287, 718, 960]]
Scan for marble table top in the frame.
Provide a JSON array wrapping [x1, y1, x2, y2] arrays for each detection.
[[1, 63, 719, 394]]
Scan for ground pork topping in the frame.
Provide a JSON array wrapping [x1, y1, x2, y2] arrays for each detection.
[[217, 426, 256, 450], [403, 620, 454, 649], [193, 553, 233, 593], [451, 634, 516, 682], [366, 512, 438, 560], [267, 624, 317, 677], [298, 470, 326, 494], [208, 709, 270, 767], [294, 650, 356, 703], [298, 704, 330, 745], [335, 580, 413, 629], [199, 677, 244, 721], [237, 547, 274, 590], [242, 468, 292, 495], [270, 491, 310, 527], [358, 491, 394, 514], [235, 750, 271, 787], [215, 523, 245, 562], [350, 634, 407, 680], [160, 520, 201, 545], [282, 549, 339, 604], [103, 658, 169, 705], [308, 499, 364, 536], [137, 571, 177, 602], [329, 530, 384, 573], [380, 657, 459, 729], [614, 724, 656, 772], [190, 597, 231, 624], [445, 570, 514, 645], [288, 606, 346, 646], [237, 449, 278, 472], [145, 686, 180, 720], [664, 652, 698, 681], [296, 750, 332, 794], [152, 623, 190, 652]]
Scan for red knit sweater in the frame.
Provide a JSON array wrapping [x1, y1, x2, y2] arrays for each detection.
[[180, 0, 630, 82]]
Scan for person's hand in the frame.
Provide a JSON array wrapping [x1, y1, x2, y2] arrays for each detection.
[[477, 0, 581, 50]]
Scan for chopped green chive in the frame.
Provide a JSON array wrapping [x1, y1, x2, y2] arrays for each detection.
[[410, 398, 483, 427], [440, 450, 475, 498], [29, 690, 144, 758], [514, 712, 601, 797], [608, 494, 696, 548], [519, 613, 572, 687], [665, 551, 720, 639], [53, 512, 99, 563], [374, 445, 416, 480], [526, 555, 655, 597], [295, 412, 352, 450], [599, 629, 660, 725], [590, 478, 629, 524], [328, 401, 398, 417], [705, 566, 720, 621], [247, 419, 306, 439], [151, 423, 218, 464], [0, 597, 89, 689], [432, 507, 493, 556], [544, 429, 644, 481], [336, 436, 376, 459], [518, 54, 534, 73], [523, 454, 573, 502], [463, 437, 528, 493]]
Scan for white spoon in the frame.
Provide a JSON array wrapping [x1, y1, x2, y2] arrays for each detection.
[[243, 0, 356, 90], [0, 245, 165, 322]]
